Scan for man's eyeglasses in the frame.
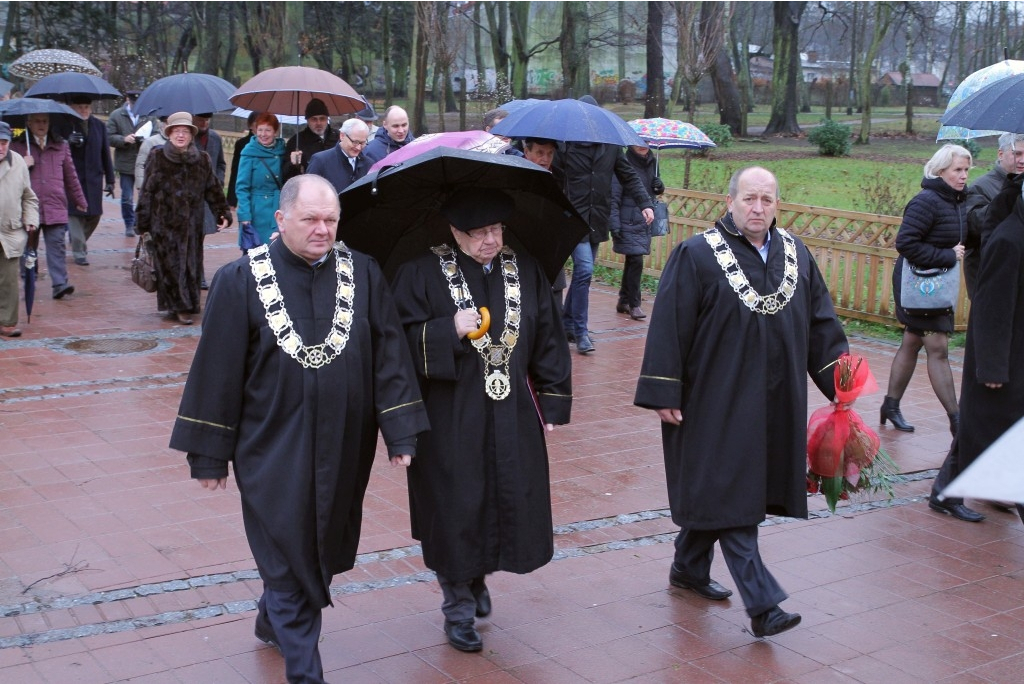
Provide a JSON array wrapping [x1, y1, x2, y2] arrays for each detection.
[[344, 133, 368, 147], [465, 224, 505, 240]]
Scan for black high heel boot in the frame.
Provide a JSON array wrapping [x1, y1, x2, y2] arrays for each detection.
[[880, 395, 914, 431], [949, 412, 959, 438]]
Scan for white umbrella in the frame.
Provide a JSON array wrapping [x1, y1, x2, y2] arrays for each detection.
[[942, 417, 1024, 502]]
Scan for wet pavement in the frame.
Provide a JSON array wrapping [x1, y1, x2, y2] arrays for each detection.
[[2, 198, 1023, 683]]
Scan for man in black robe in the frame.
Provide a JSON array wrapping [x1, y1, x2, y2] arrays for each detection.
[[634, 166, 848, 638], [390, 188, 572, 653], [169, 174, 429, 683]]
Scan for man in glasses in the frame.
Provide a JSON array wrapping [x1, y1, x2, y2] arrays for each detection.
[[306, 118, 372, 193]]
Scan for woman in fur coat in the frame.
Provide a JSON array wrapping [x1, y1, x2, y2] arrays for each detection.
[[136, 112, 231, 325]]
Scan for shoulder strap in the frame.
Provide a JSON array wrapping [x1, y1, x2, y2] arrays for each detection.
[[257, 157, 282, 189]]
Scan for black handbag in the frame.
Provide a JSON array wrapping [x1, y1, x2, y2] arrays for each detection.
[[130, 234, 157, 293]]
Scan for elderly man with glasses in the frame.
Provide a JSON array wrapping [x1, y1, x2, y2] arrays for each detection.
[[306, 118, 372, 194]]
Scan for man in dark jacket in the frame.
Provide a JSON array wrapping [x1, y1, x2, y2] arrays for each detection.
[[283, 98, 339, 175], [227, 111, 258, 209], [555, 96, 654, 354], [363, 105, 414, 165], [306, 118, 372, 193], [193, 113, 227, 289], [63, 96, 114, 266], [635, 166, 848, 639], [106, 89, 152, 236], [963, 132, 1024, 296]]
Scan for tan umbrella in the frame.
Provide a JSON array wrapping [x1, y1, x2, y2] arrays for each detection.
[[229, 66, 364, 116], [8, 49, 101, 80]]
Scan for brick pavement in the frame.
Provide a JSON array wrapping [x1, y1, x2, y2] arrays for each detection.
[[1, 197, 1023, 683]]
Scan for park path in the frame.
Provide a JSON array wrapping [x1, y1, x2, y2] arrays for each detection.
[[1, 194, 1022, 683]]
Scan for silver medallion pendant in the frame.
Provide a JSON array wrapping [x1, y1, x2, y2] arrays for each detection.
[[484, 369, 512, 400]]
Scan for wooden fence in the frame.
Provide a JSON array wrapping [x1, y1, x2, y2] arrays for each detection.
[[596, 188, 971, 330]]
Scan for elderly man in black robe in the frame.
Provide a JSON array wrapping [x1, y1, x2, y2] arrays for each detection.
[[634, 166, 848, 639], [390, 188, 572, 653], [169, 174, 429, 683]]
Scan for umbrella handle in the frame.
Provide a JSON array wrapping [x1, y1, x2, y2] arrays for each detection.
[[466, 307, 491, 341]]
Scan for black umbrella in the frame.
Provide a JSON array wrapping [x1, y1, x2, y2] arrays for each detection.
[[134, 73, 236, 117], [940, 73, 1024, 133], [25, 71, 121, 101], [20, 232, 39, 323], [0, 98, 84, 142], [339, 147, 588, 282]]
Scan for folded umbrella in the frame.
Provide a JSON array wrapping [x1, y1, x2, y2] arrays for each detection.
[[20, 231, 39, 323], [339, 147, 588, 282], [8, 49, 101, 80], [368, 130, 509, 172], [25, 71, 121, 101], [488, 98, 644, 147], [135, 73, 237, 118]]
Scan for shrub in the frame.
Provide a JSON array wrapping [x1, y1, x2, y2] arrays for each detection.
[[808, 119, 852, 157], [697, 123, 732, 156], [947, 138, 981, 161]]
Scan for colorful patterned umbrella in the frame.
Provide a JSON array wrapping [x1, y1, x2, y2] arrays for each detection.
[[626, 118, 716, 150], [8, 49, 101, 80], [937, 59, 1024, 141]]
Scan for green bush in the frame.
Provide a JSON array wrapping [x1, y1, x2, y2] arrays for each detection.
[[697, 123, 732, 157], [808, 119, 852, 156], [947, 138, 982, 161]]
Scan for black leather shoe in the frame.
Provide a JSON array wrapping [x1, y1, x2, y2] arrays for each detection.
[[929, 498, 985, 522], [565, 330, 576, 343], [201, 280, 209, 290], [616, 302, 630, 314], [473, 584, 491, 618], [629, 306, 646, 320], [53, 284, 75, 300], [669, 566, 733, 600], [751, 606, 801, 638], [444, 620, 482, 652], [254, 612, 281, 653], [576, 334, 595, 354]]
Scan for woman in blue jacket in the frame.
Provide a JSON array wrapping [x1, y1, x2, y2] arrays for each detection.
[[236, 113, 287, 248]]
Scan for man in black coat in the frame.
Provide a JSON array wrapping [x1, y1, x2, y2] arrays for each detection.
[[284, 98, 339, 175], [555, 95, 654, 354], [170, 175, 429, 684], [306, 118, 371, 193], [634, 167, 848, 639], [227, 111, 257, 209], [193, 113, 226, 289], [64, 95, 114, 266]]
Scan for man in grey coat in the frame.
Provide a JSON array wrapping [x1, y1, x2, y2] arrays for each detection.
[[106, 90, 153, 236]]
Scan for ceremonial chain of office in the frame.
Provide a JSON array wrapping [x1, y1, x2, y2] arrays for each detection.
[[704, 227, 799, 315], [434, 243, 522, 401], [248, 242, 357, 369]]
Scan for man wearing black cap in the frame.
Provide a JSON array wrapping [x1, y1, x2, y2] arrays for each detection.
[[64, 95, 114, 266], [284, 98, 339, 175], [193, 113, 226, 289], [390, 188, 572, 653], [107, 89, 153, 237], [354, 102, 378, 137]]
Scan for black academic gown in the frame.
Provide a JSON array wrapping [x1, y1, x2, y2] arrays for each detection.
[[958, 200, 1024, 469], [634, 217, 848, 530], [170, 240, 429, 608], [391, 246, 572, 582]]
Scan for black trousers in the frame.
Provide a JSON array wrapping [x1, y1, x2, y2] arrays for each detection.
[[618, 254, 644, 308], [673, 525, 786, 618], [931, 436, 963, 505], [436, 573, 488, 622], [258, 585, 324, 684]]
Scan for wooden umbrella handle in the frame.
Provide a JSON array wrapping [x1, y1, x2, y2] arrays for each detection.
[[466, 306, 490, 340]]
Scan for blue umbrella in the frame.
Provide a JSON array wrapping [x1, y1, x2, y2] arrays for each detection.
[[135, 73, 236, 117], [937, 59, 1024, 141], [489, 98, 645, 147], [940, 73, 1024, 134], [0, 97, 84, 119], [20, 233, 38, 323], [25, 71, 121, 101]]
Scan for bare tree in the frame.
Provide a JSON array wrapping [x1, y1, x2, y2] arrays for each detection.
[[668, 2, 726, 123], [708, 2, 743, 134], [509, 1, 560, 100], [416, 2, 468, 132], [856, 2, 894, 145], [763, 1, 807, 136], [644, 1, 666, 118], [560, 1, 590, 97], [483, 1, 510, 92]]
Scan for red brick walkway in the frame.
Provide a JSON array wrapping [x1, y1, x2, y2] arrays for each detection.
[[2, 198, 1022, 683]]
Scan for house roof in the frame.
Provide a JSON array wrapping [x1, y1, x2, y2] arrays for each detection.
[[881, 72, 941, 87]]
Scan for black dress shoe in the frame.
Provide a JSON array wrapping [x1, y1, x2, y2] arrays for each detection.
[[669, 565, 733, 600], [254, 612, 281, 653], [565, 330, 576, 343], [201, 280, 209, 290], [751, 606, 801, 638], [629, 306, 646, 320], [74, 257, 89, 266], [473, 584, 492, 618], [616, 302, 630, 314], [576, 334, 595, 354], [52, 284, 75, 300], [444, 620, 482, 652], [929, 498, 985, 522]]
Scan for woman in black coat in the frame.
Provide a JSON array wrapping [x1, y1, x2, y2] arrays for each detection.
[[610, 145, 659, 319]]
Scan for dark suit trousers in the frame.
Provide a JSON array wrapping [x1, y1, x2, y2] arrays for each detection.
[[673, 525, 787, 618], [258, 585, 324, 683]]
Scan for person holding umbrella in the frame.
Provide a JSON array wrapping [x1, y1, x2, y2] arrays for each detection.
[[135, 112, 231, 325], [283, 98, 339, 175], [0, 121, 39, 337], [390, 188, 573, 653], [63, 94, 114, 266], [107, 89, 153, 237], [11, 112, 88, 300], [236, 113, 289, 248]]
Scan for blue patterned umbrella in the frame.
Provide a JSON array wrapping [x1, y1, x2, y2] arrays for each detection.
[[937, 59, 1024, 141]]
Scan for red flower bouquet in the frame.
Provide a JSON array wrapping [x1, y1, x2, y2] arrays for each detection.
[[807, 353, 900, 513]]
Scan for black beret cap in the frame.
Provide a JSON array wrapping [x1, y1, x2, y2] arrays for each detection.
[[441, 188, 514, 232]]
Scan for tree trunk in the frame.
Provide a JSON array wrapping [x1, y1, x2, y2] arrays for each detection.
[[509, 1, 531, 100], [731, 4, 753, 135], [560, 2, 590, 98], [222, 4, 237, 83], [192, 1, 222, 76], [903, 15, 913, 135], [710, 44, 742, 132], [847, 1, 857, 114], [383, 3, 393, 105], [412, 10, 428, 134], [763, 1, 806, 136], [617, 3, 626, 88], [644, 1, 665, 118], [474, 3, 486, 96], [485, 1, 510, 90], [857, 2, 894, 145], [1, 2, 20, 63]]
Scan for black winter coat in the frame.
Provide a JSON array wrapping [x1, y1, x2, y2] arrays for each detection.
[[893, 176, 966, 332], [555, 142, 653, 244], [610, 148, 658, 256], [67, 116, 114, 217]]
